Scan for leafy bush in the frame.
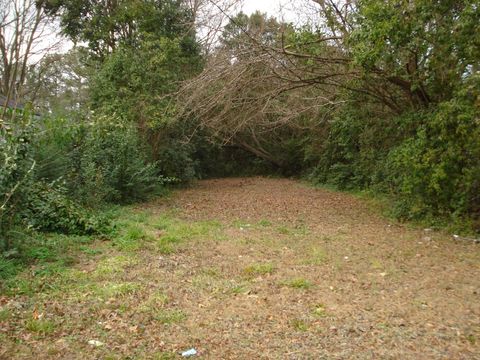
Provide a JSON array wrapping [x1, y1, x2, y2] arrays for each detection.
[[21, 181, 109, 235], [310, 77, 480, 231], [1, 114, 110, 251], [33, 115, 168, 205], [156, 140, 198, 182], [0, 114, 36, 249], [386, 79, 480, 227], [77, 116, 168, 204]]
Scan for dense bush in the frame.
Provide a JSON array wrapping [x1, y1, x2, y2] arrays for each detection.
[[32, 115, 171, 205], [386, 79, 480, 226], [0, 114, 36, 249], [20, 181, 109, 234], [71, 116, 164, 204], [309, 77, 480, 231], [0, 114, 108, 250]]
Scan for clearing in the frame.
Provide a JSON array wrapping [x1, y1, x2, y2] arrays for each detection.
[[1, 177, 479, 359]]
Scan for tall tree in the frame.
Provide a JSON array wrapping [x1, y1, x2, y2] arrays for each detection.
[[0, 0, 59, 113]]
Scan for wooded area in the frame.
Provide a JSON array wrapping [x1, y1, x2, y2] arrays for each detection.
[[1, 0, 480, 357], [1, 0, 479, 260]]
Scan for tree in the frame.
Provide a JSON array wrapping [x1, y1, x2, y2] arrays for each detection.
[[0, 0, 60, 114], [176, 11, 348, 167], [22, 48, 90, 113]]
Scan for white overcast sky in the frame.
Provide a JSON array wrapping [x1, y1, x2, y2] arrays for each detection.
[[241, 0, 318, 25], [242, 0, 295, 20]]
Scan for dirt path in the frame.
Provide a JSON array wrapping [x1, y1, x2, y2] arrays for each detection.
[[2, 177, 480, 359]]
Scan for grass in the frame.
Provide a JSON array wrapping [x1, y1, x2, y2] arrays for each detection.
[[243, 263, 275, 278], [0, 233, 94, 282], [281, 278, 313, 289], [154, 309, 187, 324], [140, 290, 169, 311], [112, 223, 151, 251], [154, 215, 223, 254], [303, 246, 327, 265], [291, 319, 309, 332], [311, 304, 328, 317], [25, 318, 56, 335], [0, 308, 11, 321], [95, 282, 141, 299], [3, 178, 478, 358]]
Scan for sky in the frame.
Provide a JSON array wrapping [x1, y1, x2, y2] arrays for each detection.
[[242, 0, 296, 21], [241, 0, 318, 26]]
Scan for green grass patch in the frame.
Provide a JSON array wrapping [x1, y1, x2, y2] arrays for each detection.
[[257, 219, 272, 227], [25, 318, 56, 335], [243, 263, 275, 278], [291, 319, 309, 332], [152, 352, 178, 360], [94, 255, 137, 278], [303, 247, 327, 265], [154, 309, 187, 324], [281, 278, 313, 289], [112, 223, 151, 251], [154, 215, 223, 254], [0, 308, 11, 322], [95, 282, 141, 299], [311, 303, 328, 317], [139, 290, 169, 312]]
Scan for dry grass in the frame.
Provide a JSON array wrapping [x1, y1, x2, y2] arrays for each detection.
[[1, 177, 479, 359]]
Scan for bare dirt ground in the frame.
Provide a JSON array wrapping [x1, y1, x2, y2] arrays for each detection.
[[2, 177, 480, 359]]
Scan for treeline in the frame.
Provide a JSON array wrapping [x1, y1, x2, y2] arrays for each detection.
[[1, 0, 479, 259], [0, 0, 267, 256], [178, 1, 480, 231]]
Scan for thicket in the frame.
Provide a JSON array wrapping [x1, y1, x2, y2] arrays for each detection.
[[177, 1, 480, 232]]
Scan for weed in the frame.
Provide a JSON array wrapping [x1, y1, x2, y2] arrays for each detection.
[[25, 319, 56, 335], [113, 223, 149, 251], [311, 304, 327, 317], [258, 219, 272, 227], [0, 258, 22, 280], [277, 226, 291, 235], [94, 255, 137, 278], [466, 334, 476, 345], [282, 278, 313, 289], [229, 284, 249, 295], [291, 319, 309, 332], [243, 263, 275, 278], [153, 352, 178, 360], [155, 217, 222, 253], [200, 267, 221, 277], [80, 246, 102, 255], [140, 290, 169, 311], [95, 282, 141, 298], [154, 309, 186, 324], [304, 247, 327, 265], [0, 309, 11, 321], [370, 259, 383, 270]]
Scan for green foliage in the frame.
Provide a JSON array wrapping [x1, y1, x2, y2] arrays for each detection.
[[386, 78, 480, 225], [44, 0, 197, 59], [156, 140, 198, 182], [33, 115, 168, 205], [90, 36, 201, 126], [311, 77, 480, 230], [20, 181, 108, 234], [0, 115, 36, 248], [351, 0, 479, 104], [71, 116, 165, 204]]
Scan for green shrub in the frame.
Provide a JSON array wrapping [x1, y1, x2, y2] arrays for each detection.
[[386, 79, 480, 227], [21, 181, 109, 235], [310, 77, 480, 231], [0, 114, 36, 249], [72, 116, 157, 203]]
